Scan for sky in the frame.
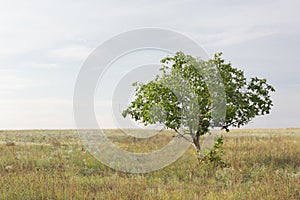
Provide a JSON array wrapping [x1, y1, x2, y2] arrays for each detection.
[[0, 0, 299, 129]]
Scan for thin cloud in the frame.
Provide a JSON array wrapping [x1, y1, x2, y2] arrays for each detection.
[[0, 0, 299, 128], [0, 73, 33, 94], [27, 63, 59, 69], [0, 99, 73, 129], [48, 45, 93, 61], [202, 29, 278, 47]]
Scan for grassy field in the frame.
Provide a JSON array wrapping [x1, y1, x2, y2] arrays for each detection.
[[0, 129, 299, 199]]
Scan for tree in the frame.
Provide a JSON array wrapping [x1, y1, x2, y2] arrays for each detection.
[[122, 52, 275, 162]]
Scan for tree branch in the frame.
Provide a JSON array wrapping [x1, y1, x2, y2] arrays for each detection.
[[174, 129, 192, 143]]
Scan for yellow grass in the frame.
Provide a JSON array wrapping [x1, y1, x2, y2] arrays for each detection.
[[0, 128, 299, 199]]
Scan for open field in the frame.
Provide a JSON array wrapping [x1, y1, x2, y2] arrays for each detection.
[[0, 129, 299, 199]]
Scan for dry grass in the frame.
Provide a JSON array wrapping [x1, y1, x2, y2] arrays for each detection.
[[0, 128, 299, 199]]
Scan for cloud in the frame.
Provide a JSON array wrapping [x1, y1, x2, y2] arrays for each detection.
[[48, 45, 93, 61], [0, 99, 74, 129], [198, 29, 278, 47], [0, 0, 299, 129], [25, 63, 59, 69], [0, 70, 33, 95]]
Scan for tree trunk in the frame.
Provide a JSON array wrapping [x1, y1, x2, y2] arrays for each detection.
[[192, 133, 202, 162]]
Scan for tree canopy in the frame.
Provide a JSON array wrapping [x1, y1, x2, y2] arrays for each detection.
[[122, 52, 275, 159]]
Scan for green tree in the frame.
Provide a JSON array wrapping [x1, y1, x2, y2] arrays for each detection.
[[122, 52, 275, 162]]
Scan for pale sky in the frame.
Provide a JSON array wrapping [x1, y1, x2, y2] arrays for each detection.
[[0, 0, 299, 129]]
